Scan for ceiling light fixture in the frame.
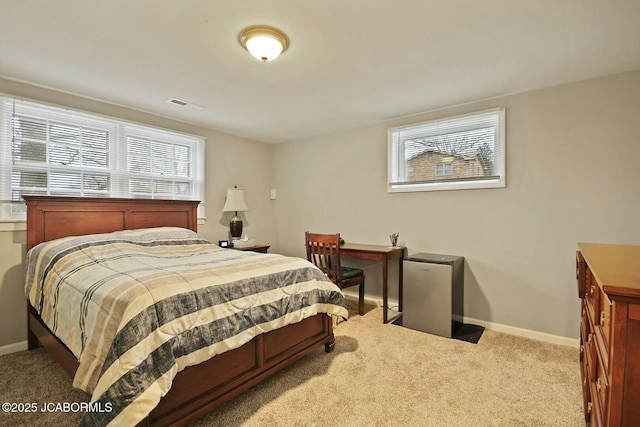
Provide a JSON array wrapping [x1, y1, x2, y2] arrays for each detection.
[[238, 25, 289, 62]]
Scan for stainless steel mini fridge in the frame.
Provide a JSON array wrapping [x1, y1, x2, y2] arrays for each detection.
[[402, 253, 464, 338]]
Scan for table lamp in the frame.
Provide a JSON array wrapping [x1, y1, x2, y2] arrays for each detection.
[[222, 186, 249, 240]]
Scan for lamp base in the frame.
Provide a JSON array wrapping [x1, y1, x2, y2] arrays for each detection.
[[230, 215, 243, 240]]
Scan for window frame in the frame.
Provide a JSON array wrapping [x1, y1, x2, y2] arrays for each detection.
[[0, 97, 205, 222], [435, 162, 453, 177], [387, 108, 506, 193]]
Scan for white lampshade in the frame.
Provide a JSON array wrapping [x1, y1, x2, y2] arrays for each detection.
[[222, 188, 249, 213], [239, 26, 290, 62]]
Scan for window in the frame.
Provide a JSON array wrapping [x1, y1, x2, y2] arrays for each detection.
[[0, 97, 205, 221], [388, 108, 505, 192], [435, 162, 453, 176]]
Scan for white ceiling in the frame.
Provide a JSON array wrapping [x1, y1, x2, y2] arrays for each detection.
[[1, 1, 639, 144]]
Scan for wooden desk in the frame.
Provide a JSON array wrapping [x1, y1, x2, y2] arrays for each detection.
[[340, 243, 405, 323]]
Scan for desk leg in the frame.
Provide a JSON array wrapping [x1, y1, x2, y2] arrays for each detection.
[[383, 257, 403, 324], [382, 256, 389, 323], [398, 257, 403, 314]]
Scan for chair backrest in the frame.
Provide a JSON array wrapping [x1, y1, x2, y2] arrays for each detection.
[[305, 232, 343, 283]]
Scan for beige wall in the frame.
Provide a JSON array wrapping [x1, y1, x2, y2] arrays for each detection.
[[1, 70, 638, 349], [0, 78, 273, 349], [271, 70, 640, 339]]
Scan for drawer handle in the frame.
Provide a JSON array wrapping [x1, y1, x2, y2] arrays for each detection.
[[587, 402, 592, 414], [597, 377, 605, 393], [600, 311, 607, 327]]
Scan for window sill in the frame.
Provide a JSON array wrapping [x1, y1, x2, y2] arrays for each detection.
[[388, 178, 505, 193]]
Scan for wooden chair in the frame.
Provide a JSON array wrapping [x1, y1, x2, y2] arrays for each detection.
[[305, 232, 365, 315]]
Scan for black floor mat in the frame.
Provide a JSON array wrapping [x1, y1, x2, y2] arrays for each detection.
[[452, 323, 485, 344], [391, 316, 485, 344]]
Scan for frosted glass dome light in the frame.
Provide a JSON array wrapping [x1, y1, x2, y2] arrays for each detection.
[[239, 26, 290, 62]]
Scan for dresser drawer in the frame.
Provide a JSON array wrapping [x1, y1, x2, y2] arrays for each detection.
[[580, 335, 591, 423], [584, 264, 612, 351], [597, 292, 611, 348], [580, 311, 588, 364], [584, 316, 597, 380], [589, 380, 605, 427], [594, 357, 610, 421], [592, 286, 611, 374], [585, 268, 599, 326]]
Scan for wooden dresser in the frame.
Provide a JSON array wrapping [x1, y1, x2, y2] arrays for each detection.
[[576, 243, 640, 426]]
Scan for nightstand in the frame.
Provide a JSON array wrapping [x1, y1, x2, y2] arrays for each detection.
[[234, 244, 270, 254]]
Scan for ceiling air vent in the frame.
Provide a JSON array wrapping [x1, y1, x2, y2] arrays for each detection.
[[167, 98, 205, 110]]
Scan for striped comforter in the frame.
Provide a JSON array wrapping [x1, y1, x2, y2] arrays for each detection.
[[25, 227, 347, 426]]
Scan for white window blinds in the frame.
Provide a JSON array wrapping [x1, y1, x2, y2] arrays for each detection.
[[0, 97, 205, 221]]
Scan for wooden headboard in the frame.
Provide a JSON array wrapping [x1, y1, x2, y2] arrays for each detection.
[[24, 196, 200, 251]]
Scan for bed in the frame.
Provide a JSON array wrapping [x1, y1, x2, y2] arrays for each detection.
[[23, 195, 347, 426]]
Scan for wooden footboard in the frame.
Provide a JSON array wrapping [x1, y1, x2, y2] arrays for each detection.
[[148, 314, 335, 426], [28, 304, 335, 427]]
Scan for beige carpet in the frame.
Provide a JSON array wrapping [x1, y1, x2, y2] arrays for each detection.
[[0, 302, 583, 426]]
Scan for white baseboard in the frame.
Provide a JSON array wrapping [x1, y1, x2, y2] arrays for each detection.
[[343, 293, 579, 348], [462, 317, 579, 348], [0, 340, 28, 356]]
